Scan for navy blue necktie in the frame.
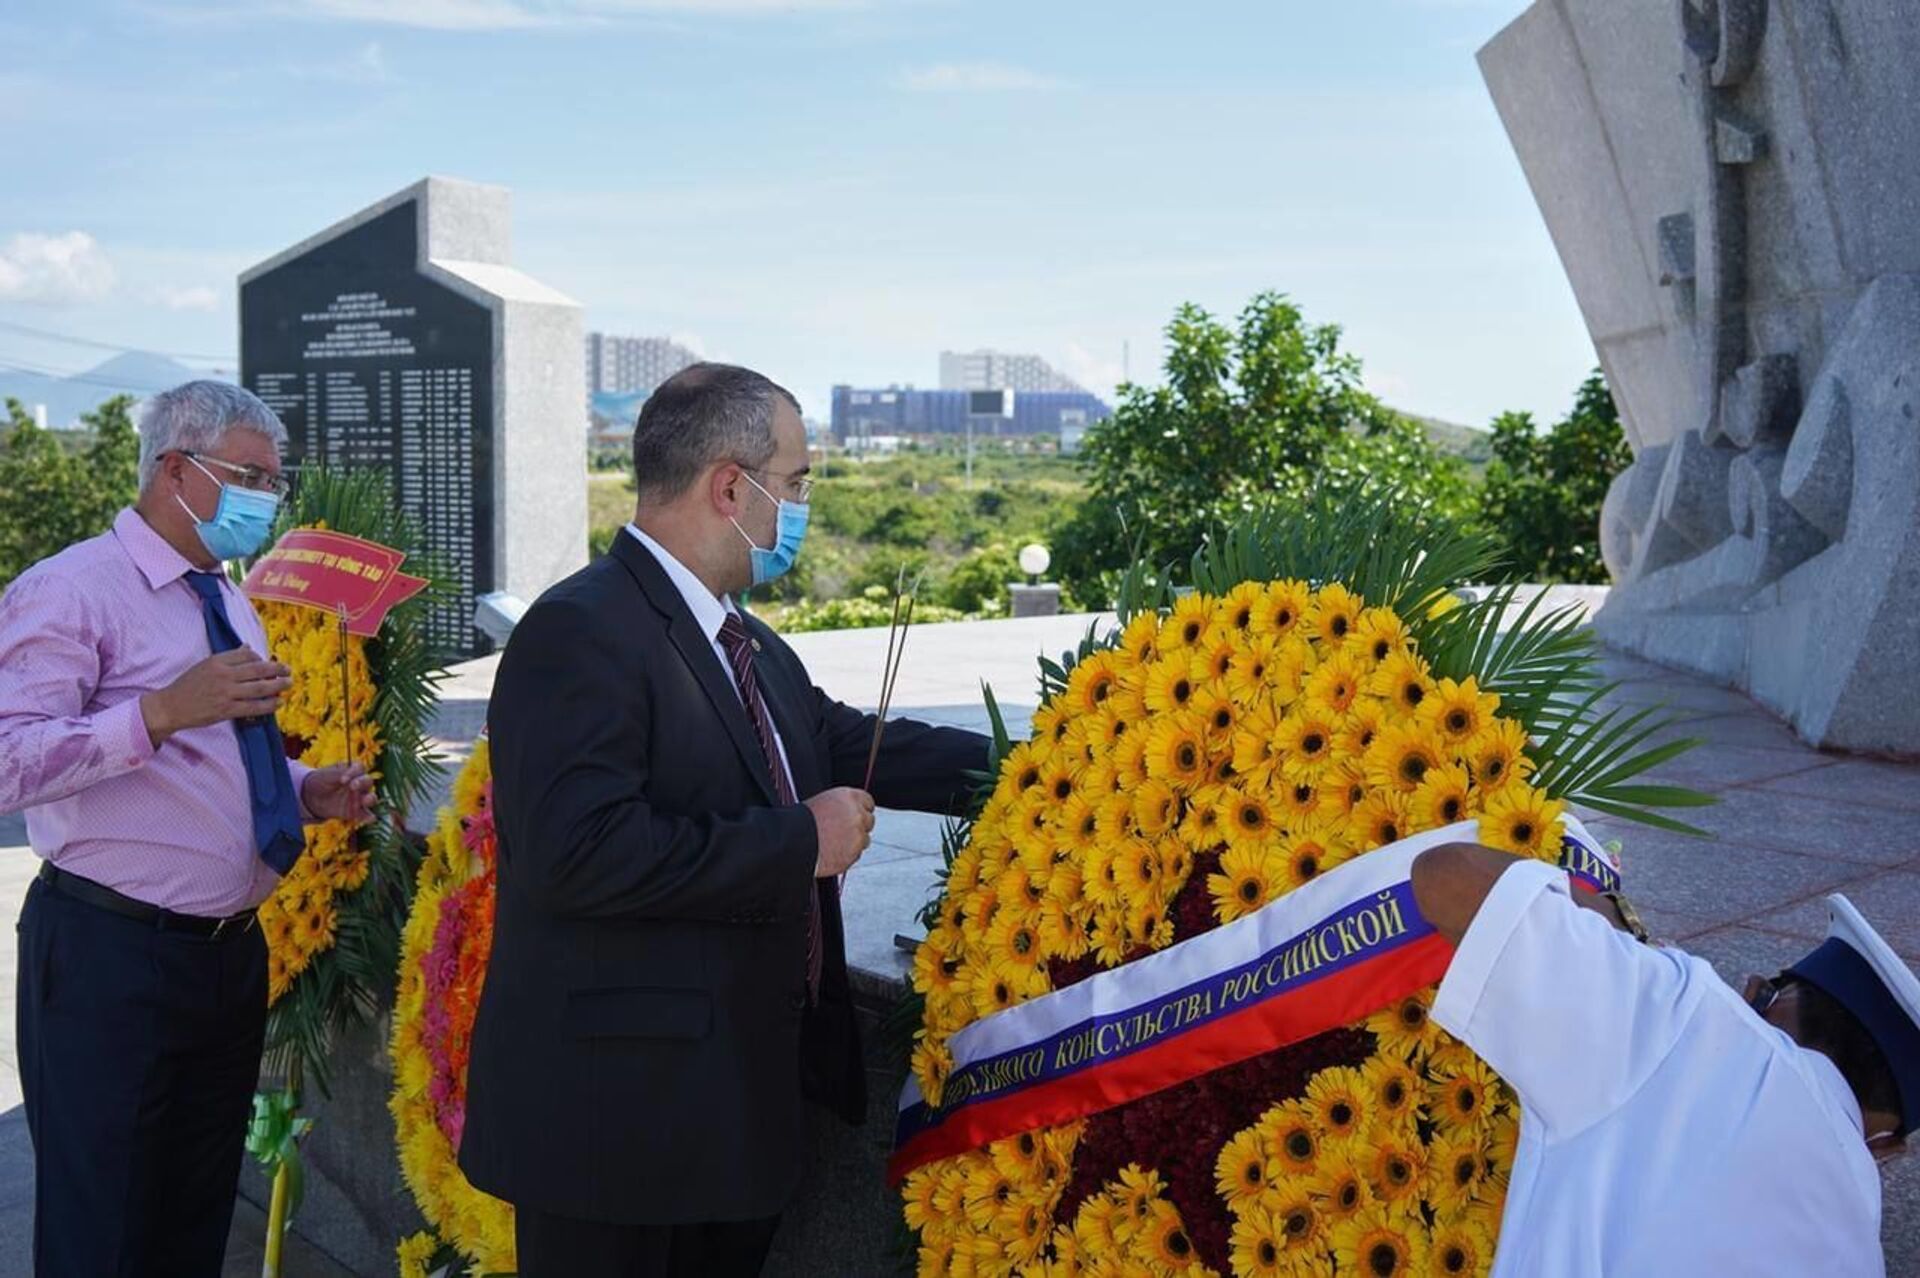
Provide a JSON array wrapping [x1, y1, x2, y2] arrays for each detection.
[[184, 571, 305, 876]]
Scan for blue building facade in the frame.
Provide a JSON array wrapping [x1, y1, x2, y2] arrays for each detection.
[[829, 385, 1112, 442]]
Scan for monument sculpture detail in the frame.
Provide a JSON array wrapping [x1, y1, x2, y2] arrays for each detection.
[[1480, 0, 1920, 754]]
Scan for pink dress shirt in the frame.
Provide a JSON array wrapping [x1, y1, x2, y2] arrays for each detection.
[[0, 508, 313, 916]]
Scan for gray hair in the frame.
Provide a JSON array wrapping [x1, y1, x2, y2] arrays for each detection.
[[631, 362, 801, 504], [137, 380, 289, 493]]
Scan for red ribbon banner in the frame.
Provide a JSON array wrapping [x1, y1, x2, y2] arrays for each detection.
[[242, 529, 428, 636]]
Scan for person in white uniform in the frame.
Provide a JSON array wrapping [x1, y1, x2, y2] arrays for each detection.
[[1410, 841, 1912, 1278]]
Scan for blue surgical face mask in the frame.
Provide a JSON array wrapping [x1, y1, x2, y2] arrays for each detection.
[[731, 471, 809, 586], [176, 456, 282, 562]]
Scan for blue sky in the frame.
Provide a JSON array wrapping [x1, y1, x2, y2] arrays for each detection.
[[0, 0, 1594, 428]]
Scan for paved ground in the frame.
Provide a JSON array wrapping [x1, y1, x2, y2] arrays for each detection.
[[0, 600, 1914, 1272]]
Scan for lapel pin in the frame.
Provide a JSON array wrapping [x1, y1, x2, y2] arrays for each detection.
[[750, 637, 762, 652]]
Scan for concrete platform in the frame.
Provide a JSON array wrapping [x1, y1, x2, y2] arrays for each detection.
[[0, 602, 1914, 1273]]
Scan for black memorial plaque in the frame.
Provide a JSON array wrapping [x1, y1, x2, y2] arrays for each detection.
[[241, 201, 494, 656]]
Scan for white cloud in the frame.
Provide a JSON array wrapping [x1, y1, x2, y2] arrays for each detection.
[[155, 285, 222, 312], [0, 231, 117, 305], [891, 62, 1069, 93]]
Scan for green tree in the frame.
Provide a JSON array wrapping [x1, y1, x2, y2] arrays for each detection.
[[0, 395, 140, 589], [1052, 292, 1471, 604], [1479, 369, 1631, 583]]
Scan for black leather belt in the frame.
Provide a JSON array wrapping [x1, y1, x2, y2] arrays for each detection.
[[37, 861, 258, 940]]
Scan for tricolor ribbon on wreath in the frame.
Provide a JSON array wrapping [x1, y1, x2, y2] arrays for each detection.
[[889, 816, 1619, 1182]]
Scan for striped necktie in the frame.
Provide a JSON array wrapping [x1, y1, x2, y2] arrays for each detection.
[[716, 612, 823, 1001]]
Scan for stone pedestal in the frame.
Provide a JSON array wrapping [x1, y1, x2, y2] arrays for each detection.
[[1008, 583, 1062, 618]]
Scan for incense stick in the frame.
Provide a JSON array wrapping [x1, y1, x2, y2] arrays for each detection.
[[862, 570, 923, 791]]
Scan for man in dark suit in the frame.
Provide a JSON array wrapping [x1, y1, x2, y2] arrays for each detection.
[[462, 363, 990, 1277]]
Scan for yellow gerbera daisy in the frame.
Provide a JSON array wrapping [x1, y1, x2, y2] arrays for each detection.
[[1347, 788, 1412, 851], [984, 909, 1047, 972], [1163, 592, 1216, 652], [1332, 1208, 1428, 1278], [1187, 625, 1234, 684], [1254, 579, 1313, 639], [1362, 1131, 1427, 1221], [1430, 1055, 1502, 1138], [1118, 610, 1161, 666], [1349, 605, 1413, 670], [1367, 988, 1442, 1062], [1408, 762, 1474, 831], [1334, 697, 1391, 761], [1142, 652, 1207, 716], [1192, 686, 1239, 743], [1081, 842, 1124, 907], [961, 1161, 1018, 1233], [1180, 781, 1229, 849], [1425, 1217, 1496, 1278], [1261, 1182, 1330, 1265], [1226, 1205, 1290, 1278], [1361, 1053, 1424, 1136], [1423, 1129, 1489, 1220], [1111, 837, 1163, 904], [1309, 582, 1364, 647], [1230, 704, 1286, 793], [1214, 1127, 1271, 1208], [1056, 792, 1103, 856], [1304, 1065, 1373, 1147], [1089, 908, 1130, 967], [1218, 580, 1268, 634], [1364, 722, 1449, 794], [1309, 1148, 1375, 1224], [1139, 1199, 1199, 1272], [1221, 786, 1281, 856], [1273, 818, 1348, 894], [1368, 648, 1434, 715], [1112, 726, 1152, 790], [1321, 758, 1371, 818], [1478, 782, 1565, 859], [1464, 717, 1533, 790], [1304, 648, 1366, 717], [994, 1187, 1053, 1264], [1110, 1163, 1165, 1237], [1420, 676, 1500, 746], [1225, 634, 1283, 709], [1143, 714, 1209, 789], [1031, 698, 1071, 747], [1073, 1191, 1122, 1255], [1130, 778, 1180, 838], [1276, 772, 1330, 826], [1001, 740, 1047, 795], [1275, 706, 1341, 779], [1208, 844, 1277, 924], [1038, 896, 1089, 961], [1259, 1100, 1321, 1177]]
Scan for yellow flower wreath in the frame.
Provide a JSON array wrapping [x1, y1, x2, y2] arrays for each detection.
[[903, 582, 1563, 1278]]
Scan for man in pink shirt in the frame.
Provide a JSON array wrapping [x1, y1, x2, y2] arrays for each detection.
[[0, 380, 373, 1276]]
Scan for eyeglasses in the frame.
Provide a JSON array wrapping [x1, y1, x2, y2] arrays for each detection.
[[744, 466, 814, 503], [184, 452, 291, 499]]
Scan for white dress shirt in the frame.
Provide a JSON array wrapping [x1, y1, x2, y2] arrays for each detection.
[[1433, 860, 1883, 1277], [623, 524, 794, 782]]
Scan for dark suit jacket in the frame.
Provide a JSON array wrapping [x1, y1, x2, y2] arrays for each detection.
[[459, 531, 988, 1226]]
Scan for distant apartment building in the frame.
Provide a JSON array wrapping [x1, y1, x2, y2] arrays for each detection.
[[939, 349, 1087, 395], [829, 385, 1112, 443], [585, 332, 701, 396]]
